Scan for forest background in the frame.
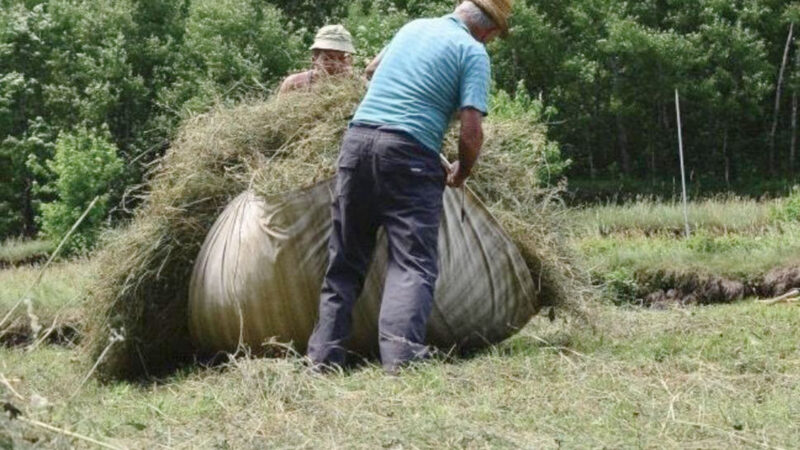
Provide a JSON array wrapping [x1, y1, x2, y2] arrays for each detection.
[[3, 0, 800, 247]]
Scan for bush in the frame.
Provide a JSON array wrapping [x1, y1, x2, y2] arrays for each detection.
[[602, 267, 639, 304], [38, 126, 123, 253], [771, 186, 800, 223], [343, 1, 410, 68], [156, 0, 303, 127], [489, 82, 571, 185]]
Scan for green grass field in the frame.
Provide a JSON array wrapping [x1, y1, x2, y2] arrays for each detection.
[[0, 238, 54, 268], [0, 257, 91, 347], [1, 198, 799, 448], [570, 196, 778, 236], [2, 302, 798, 448], [572, 196, 800, 304]]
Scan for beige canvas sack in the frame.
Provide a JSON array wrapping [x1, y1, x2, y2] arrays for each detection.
[[189, 179, 537, 356]]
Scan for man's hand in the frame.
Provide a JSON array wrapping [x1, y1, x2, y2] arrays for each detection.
[[446, 161, 468, 188]]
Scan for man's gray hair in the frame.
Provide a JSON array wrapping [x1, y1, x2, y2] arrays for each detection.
[[455, 1, 497, 31]]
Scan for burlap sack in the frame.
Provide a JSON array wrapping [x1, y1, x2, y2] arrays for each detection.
[[189, 179, 536, 355]]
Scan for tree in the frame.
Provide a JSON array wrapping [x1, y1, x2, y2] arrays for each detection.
[[38, 126, 123, 252]]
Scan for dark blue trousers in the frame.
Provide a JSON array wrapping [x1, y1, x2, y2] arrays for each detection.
[[307, 125, 446, 371]]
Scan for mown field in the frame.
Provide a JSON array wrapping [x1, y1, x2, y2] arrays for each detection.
[[1, 197, 799, 449], [573, 196, 800, 306]]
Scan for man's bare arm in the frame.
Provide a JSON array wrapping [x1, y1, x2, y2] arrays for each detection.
[[447, 108, 483, 188], [279, 72, 311, 94], [365, 53, 383, 80]]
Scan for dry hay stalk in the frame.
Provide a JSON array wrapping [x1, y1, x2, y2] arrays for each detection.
[[83, 78, 589, 380]]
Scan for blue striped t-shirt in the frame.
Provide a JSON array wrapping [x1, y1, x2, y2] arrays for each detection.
[[351, 14, 491, 154]]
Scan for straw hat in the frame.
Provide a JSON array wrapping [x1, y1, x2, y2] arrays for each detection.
[[310, 25, 355, 54], [470, 0, 514, 36]]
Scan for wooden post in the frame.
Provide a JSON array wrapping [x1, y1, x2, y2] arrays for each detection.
[[770, 23, 795, 176], [675, 89, 690, 238]]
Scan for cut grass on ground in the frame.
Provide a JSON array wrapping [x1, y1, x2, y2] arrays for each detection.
[[0, 258, 92, 343], [1, 302, 798, 448], [572, 197, 780, 236], [577, 225, 800, 281], [0, 238, 54, 267], [570, 198, 800, 303]]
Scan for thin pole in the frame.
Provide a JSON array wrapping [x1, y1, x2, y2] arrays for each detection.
[[675, 89, 690, 238]]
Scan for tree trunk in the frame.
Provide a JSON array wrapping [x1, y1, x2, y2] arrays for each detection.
[[791, 92, 798, 175], [723, 126, 730, 188], [593, 88, 602, 174], [792, 50, 799, 175], [650, 144, 656, 186], [611, 58, 631, 175], [617, 115, 631, 175], [770, 23, 794, 176], [21, 176, 36, 237], [585, 128, 596, 180]]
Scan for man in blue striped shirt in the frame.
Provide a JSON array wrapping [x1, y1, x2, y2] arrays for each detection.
[[308, 0, 513, 374]]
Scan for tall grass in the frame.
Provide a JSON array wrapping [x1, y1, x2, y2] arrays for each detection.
[[0, 238, 55, 266], [570, 195, 800, 303], [0, 258, 92, 342], [577, 225, 800, 279], [572, 197, 778, 236]]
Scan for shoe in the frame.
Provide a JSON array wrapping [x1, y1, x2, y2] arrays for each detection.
[[384, 365, 401, 376], [305, 360, 339, 375]]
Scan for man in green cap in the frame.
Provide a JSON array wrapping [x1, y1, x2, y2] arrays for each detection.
[[280, 24, 356, 94]]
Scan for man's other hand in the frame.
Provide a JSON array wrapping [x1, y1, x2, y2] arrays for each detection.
[[446, 161, 468, 188]]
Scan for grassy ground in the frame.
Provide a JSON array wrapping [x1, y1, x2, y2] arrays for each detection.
[[571, 197, 800, 302], [578, 225, 800, 279], [570, 197, 778, 236], [0, 258, 92, 345], [0, 238, 54, 268], [2, 302, 798, 448], [2, 197, 799, 448]]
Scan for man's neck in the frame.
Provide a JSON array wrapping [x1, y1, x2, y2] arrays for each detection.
[[454, 11, 487, 43]]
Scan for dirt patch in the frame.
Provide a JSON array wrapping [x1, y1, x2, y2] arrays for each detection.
[[633, 266, 800, 307], [638, 272, 750, 307], [0, 254, 48, 270], [758, 267, 800, 298], [0, 323, 81, 348]]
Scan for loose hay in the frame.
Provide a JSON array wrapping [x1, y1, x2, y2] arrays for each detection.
[[84, 78, 589, 380]]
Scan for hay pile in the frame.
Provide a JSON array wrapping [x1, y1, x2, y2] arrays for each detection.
[[84, 78, 587, 380]]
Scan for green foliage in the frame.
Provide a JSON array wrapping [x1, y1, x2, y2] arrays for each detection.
[[684, 231, 751, 253], [0, 117, 55, 237], [343, 1, 410, 67], [770, 185, 800, 222], [0, 0, 303, 240], [38, 126, 123, 253], [156, 0, 303, 126], [266, 0, 349, 30], [491, 0, 800, 192], [490, 82, 571, 184], [5, 0, 800, 239]]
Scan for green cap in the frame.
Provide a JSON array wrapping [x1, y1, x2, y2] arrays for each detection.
[[310, 24, 356, 54]]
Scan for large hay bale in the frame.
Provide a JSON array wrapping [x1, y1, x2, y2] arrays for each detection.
[[189, 185, 536, 355], [84, 78, 586, 380]]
